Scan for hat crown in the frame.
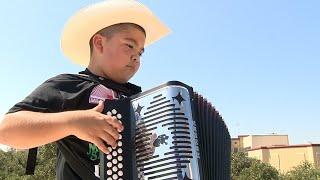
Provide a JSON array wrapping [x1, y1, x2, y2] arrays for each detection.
[[61, 0, 170, 66]]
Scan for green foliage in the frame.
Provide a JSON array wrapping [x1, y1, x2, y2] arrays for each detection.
[[239, 160, 279, 180], [0, 144, 56, 180], [280, 162, 320, 180], [232, 152, 279, 180], [232, 152, 320, 180], [231, 152, 255, 179], [1, 146, 320, 180]]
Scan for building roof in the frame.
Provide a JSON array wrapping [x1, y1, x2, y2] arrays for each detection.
[[249, 134, 288, 137], [248, 144, 320, 151], [235, 134, 288, 138]]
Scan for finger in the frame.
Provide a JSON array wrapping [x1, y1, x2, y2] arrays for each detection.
[[112, 116, 124, 131], [99, 131, 117, 148], [104, 115, 124, 132], [92, 137, 110, 154], [102, 123, 120, 141], [92, 100, 104, 112]]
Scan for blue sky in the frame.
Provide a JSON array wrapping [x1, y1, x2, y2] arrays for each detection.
[[0, 0, 319, 145]]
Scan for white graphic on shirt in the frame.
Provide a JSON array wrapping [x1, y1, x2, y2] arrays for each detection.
[[94, 164, 100, 178]]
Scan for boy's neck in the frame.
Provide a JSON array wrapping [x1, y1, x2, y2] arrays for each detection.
[[87, 60, 109, 79], [86, 66, 103, 78]]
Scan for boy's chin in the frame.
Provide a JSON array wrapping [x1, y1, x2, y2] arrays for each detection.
[[110, 73, 135, 84], [112, 77, 130, 84]]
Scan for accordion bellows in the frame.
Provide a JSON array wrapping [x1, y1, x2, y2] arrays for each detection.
[[100, 81, 231, 180]]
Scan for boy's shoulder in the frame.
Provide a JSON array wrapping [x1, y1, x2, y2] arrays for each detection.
[[47, 73, 93, 82], [39, 73, 97, 92], [44, 73, 96, 86], [45, 73, 142, 96]]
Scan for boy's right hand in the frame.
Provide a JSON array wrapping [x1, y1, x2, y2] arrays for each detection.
[[67, 100, 123, 154]]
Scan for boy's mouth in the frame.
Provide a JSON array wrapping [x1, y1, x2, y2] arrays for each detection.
[[126, 65, 135, 70]]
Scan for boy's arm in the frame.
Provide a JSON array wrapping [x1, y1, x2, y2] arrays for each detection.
[[0, 101, 123, 154]]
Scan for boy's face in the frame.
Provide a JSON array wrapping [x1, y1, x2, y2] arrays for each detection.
[[92, 26, 146, 83]]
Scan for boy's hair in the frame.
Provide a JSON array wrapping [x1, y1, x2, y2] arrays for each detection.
[[89, 23, 146, 55]]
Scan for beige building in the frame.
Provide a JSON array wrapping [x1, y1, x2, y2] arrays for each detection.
[[232, 134, 289, 153], [231, 134, 320, 172], [248, 144, 320, 172]]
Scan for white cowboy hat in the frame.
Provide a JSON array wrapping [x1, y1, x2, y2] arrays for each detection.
[[60, 0, 170, 66]]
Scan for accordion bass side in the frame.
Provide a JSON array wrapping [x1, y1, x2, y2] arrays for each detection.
[[99, 81, 231, 180]]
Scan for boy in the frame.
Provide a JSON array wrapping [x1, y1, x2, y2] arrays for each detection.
[[0, 0, 170, 179]]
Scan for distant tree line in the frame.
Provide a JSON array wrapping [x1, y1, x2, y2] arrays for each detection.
[[1, 146, 320, 179], [232, 152, 320, 180], [0, 144, 56, 180]]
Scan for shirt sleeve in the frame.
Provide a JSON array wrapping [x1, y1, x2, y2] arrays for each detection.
[[7, 78, 64, 114]]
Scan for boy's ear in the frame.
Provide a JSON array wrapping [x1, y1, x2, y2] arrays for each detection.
[[92, 34, 104, 54]]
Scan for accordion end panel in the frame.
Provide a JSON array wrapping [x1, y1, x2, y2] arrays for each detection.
[[99, 81, 231, 180], [131, 81, 231, 180]]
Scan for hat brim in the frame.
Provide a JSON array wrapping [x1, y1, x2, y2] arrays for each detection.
[[60, 0, 170, 66]]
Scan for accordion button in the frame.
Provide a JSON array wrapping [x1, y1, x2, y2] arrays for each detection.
[[118, 163, 123, 168], [118, 141, 122, 147], [108, 147, 112, 152], [118, 156, 123, 161], [112, 151, 117, 156], [107, 111, 112, 116], [112, 174, 118, 179], [118, 170, 123, 176], [112, 159, 118, 164], [117, 148, 123, 153], [118, 120, 122, 124], [107, 170, 112, 175], [107, 162, 112, 168], [117, 114, 122, 119], [112, 166, 118, 172], [107, 178, 112, 180], [118, 135, 122, 140], [107, 154, 112, 160], [112, 109, 117, 115]]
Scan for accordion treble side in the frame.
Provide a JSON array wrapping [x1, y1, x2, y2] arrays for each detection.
[[100, 81, 231, 180]]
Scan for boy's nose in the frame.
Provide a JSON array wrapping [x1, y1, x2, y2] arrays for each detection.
[[131, 54, 140, 62]]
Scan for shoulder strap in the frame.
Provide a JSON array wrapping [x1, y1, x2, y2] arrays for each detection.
[[25, 147, 38, 175]]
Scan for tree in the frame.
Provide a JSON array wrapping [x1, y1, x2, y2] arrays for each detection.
[[231, 152, 254, 179], [232, 152, 279, 180], [280, 162, 320, 180], [239, 160, 279, 180], [0, 144, 56, 180]]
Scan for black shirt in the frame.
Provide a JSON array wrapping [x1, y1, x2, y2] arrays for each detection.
[[7, 69, 141, 179]]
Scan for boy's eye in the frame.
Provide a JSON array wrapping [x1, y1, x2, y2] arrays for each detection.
[[126, 44, 134, 49], [125, 43, 143, 57]]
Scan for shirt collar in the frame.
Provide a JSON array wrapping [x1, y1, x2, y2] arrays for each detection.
[[79, 68, 142, 96]]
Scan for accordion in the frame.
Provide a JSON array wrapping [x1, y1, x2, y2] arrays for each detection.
[[99, 81, 231, 180]]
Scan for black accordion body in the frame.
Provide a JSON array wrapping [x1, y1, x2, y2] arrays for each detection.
[[99, 81, 231, 180]]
